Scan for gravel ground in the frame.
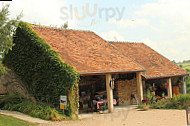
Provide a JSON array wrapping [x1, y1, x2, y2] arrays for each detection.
[[39, 106, 187, 126]]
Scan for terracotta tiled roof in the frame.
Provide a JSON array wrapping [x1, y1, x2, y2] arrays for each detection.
[[30, 26, 144, 75], [109, 42, 188, 79]]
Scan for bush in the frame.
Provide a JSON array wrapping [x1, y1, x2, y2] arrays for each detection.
[[3, 22, 79, 117], [0, 93, 67, 121], [185, 69, 190, 94], [150, 94, 190, 109], [138, 103, 149, 111]]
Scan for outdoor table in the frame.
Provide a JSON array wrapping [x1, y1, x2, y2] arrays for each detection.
[[93, 99, 117, 109]]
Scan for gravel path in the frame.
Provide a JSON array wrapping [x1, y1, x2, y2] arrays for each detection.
[[0, 110, 50, 124], [39, 107, 187, 126], [0, 107, 187, 126]]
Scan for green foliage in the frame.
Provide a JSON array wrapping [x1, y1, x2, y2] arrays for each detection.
[[3, 22, 79, 117], [66, 83, 79, 118], [150, 94, 190, 109], [0, 93, 67, 121], [177, 62, 190, 70], [0, 4, 22, 79], [187, 77, 190, 94], [138, 103, 149, 110], [0, 114, 38, 126], [60, 22, 68, 29], [186, 69, 190, 94], [146, 89, 153, 104], [0, 4, 22, 59], [0, 93, 24, 108], [186, 69, 190, 72], [0, 61, 6, 76]]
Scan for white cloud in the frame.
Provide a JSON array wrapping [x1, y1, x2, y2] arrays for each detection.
[[135, 0, 190, 27], [173, 30, 190, 44], [100, 30, 125, 41], [141, 38, 190, 62], [0, 0, 78, 28], [141, 38, 160, 50], [135, 0, 190, 61], [108, 18, 149, 28]]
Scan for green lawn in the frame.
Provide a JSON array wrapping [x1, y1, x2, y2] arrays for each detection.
[[177, 62, 190, 70], [0, 114, 38, 126]]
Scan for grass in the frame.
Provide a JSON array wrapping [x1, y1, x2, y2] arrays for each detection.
[[0, 114, 38, 126], [177, 62, 190, 70]]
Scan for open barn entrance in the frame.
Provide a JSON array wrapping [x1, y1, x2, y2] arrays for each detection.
[[144, 76, 183, 99], [78, 72, 142, 113], [79, 75, 107, 113]]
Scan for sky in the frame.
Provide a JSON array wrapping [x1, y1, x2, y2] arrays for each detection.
[[0, 0, 190, 62]]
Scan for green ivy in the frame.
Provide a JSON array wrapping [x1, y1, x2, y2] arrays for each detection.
[[3, 21, 79, 117]]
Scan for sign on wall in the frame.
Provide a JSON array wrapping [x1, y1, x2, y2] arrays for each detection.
[[60, 95, 67, 110], [186, 107, 190, 125]]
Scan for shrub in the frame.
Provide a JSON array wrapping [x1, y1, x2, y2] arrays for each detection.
[[3, 22, 79, 117], [150, 94, 190, 109], [0, 93, 67, 121], [138, 103, 149, 110]]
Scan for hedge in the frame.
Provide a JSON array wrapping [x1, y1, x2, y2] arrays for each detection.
[[3, 22, 79, 117]]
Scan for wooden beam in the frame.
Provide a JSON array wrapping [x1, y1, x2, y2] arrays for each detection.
[[142, 80, 146, 99], [137, 72, 143, 103], [167, 78, 172, 98], [106, 74, 114, 113], [183, 76, 187, 95]]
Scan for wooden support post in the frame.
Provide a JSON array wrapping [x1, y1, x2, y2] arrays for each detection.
[[106, 74, 114, 113], [137, 72, 143, 103], [167, 78, 172, 98], [183, 76, 187, 95], [142, 80, 146, 99]]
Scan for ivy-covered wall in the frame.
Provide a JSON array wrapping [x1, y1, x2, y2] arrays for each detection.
[[3, 22, 79, 116]]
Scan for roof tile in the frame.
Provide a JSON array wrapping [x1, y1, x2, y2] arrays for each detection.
[[31, 26, 144, 75], [110, 42, 188, 78]]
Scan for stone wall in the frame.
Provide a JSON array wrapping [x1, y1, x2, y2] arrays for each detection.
[[114, 79, 137, 105], [0, 82, 7, 94], [0, 70, 31, 99]]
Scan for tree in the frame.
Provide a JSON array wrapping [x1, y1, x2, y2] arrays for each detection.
[[0, 4, 22, 75], [179, 65, 183, 68], [60, 21, 68, 29], [172, 60, 176, 64]]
